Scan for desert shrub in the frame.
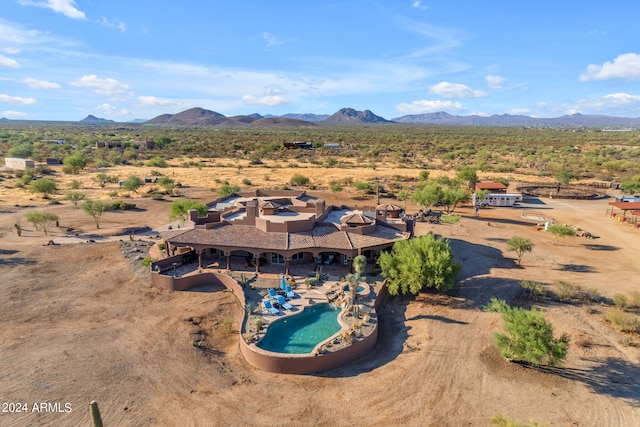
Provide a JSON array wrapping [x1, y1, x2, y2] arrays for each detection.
[[491, 414, 548, 427], [110, 200, 137, 210], [218, 183, 240, 197], [604, 308, 640, 333], [222, 317, 234, 334], [554, 281, 581, 302], [520, 280, 545, 299], [584, 287, 601, 303], [69, 179, 82, 189], [627, 290, 640, 309], [290, 173, 310, 186], [146, 157, 169, 168], [486, 298, 569, 367], [613, 294, 628, 309], [141, 257, 157, 268]]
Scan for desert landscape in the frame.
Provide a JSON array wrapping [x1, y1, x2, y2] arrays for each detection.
[[1, 159, 639, 426]]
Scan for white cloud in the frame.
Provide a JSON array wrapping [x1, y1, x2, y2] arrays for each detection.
[[99, 17, 126, 32], [137, 96, 188, 109], [396, 99, 463, 114], [261, 32, 282, 48], [242, 94, 291, 106], [18, 0, 86, 20], [507, 108, 530, 115], [0, 55, 19, 68], [411, 1, 428, 11], [0, 94, 38, 105], [21, 77, 61, 90], [0, 110, 28, 118], [580, 53, 640, 82], [70, 75, 131, 95], [95, 103, 131, 116], [2, 48, 21, 54], [573, 92, 640, 112], [428, 81, 487, 98], [486, 75, 506, 89]]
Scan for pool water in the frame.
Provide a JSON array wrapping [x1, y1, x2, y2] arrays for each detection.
[[257, 304, 342, 354], [343, 285, 365, 292]]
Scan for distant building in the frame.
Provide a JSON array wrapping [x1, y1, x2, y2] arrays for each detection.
[[283, 141, 313, 149], [46, 158, 63, 166], [481, 193, 523, 207], [95, 141, 123, 149], [476, 181, 508, 193], [323, 143, 341, 149], [4, 157, 35, 170]]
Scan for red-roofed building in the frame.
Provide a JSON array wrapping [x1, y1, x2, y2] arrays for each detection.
[[476, 181, 508, 193]]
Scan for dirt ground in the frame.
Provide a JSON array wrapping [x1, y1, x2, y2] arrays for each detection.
[[1, 167, 639, 426]]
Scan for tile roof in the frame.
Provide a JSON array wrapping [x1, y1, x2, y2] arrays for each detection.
[[166, 222, 404, 252]]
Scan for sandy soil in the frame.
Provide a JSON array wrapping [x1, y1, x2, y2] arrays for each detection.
[[1, 166, 639, 426]]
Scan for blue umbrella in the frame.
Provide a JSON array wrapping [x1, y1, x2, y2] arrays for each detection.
[[280, 275, 287, 290]]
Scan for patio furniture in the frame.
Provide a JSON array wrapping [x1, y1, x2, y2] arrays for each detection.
[[285, 285, 298, 299], [268, 288, 278, 298], [277, 295, 294, 310], [263, 300, 280, 315]]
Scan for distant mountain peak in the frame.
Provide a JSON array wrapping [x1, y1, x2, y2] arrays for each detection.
[[79, 114, 114, 123], [324, 108, 391, 124]]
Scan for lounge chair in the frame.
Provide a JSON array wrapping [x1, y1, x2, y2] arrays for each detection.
[[268, 288, 278, 298], [277, 295, 294, 310], [263, 300, 280, 315], [285, 285, 298, 299]]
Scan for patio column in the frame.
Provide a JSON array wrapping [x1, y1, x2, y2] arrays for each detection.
[[226, 252, 231, 270], [197, 251, 203, 269], [255, 255, 260, 274], [285, 258, 291, 276]]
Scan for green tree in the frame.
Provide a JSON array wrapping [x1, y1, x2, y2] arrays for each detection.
[[28, 178, 57, 198], [475, 189, 491, 207], [157, 176, 175, 194], [65, 190, 86, 207], [456, 166, 478, 190], [25, 210, 59, 236], [620, 180, 640, 194], [412, 183, 443, 208], [93, 173, 115, 188], [63, 153, 88, 174], [8, 143, 33, 159], [507, 236, 535, 265], [169, 199, 208, 222], [121, 175, 144, 193], [486, 298, 569, 367], [378, 233, 461, 295], [217, 182, 240, 197], [145, 157, 169, 168], [554, 171, 578, 185], [547, 224, 575, 244], [290, 173, 310, 186], [81, 199, 109, 229], [441, 188, 470, 214]]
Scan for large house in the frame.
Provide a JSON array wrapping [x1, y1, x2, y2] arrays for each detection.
[[161, 190, 414, 274]]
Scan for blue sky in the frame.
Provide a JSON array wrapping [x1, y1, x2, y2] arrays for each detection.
[[2, 1, 640, 121]]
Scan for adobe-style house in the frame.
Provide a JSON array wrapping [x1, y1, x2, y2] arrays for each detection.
[[161, 190, 414, 275]]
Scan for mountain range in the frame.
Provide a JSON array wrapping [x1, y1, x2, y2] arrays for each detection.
[[2, 108, 640, 128]]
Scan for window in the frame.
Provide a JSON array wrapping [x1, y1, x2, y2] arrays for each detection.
[[271, 253, 284, 264], [291, 252, 304, 260]]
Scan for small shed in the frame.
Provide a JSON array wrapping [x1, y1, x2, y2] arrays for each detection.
[[608, 201, 640, 224], [4, 157, 35, 170]]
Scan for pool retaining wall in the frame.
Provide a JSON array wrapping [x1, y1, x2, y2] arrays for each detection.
[[150, 268, 386, 375]]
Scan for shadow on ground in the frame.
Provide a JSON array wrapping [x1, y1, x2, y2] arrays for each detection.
[[538, 357, 640, 407]]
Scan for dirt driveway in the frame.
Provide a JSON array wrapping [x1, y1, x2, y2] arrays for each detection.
[[0, 189, 639, 426]]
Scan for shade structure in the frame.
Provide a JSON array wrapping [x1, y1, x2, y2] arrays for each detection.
[[280, 275, 287, 290]]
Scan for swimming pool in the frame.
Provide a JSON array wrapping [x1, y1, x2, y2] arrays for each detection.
[[343, 284, 365, 292], [257, 303, 342, 354]]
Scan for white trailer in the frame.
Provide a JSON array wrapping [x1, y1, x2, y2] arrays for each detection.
[[481, 193, 523, 207]]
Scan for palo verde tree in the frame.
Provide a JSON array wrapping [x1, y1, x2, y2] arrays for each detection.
[[65, 190, 86, 208], [25, 210, 59, 236], [486, 298, 569, 367], [378, 233, 461, 295], [62, 153, 88, 174], [412, 182, 443, 208], [168, 199, 208, 223], [507, 236, 535, 265], [81, 199, 109, 229], [28, 178, 57, 198], [121, 175, 144, 194], [547, 224, 575, 244], [456, 166, 479, 191]]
